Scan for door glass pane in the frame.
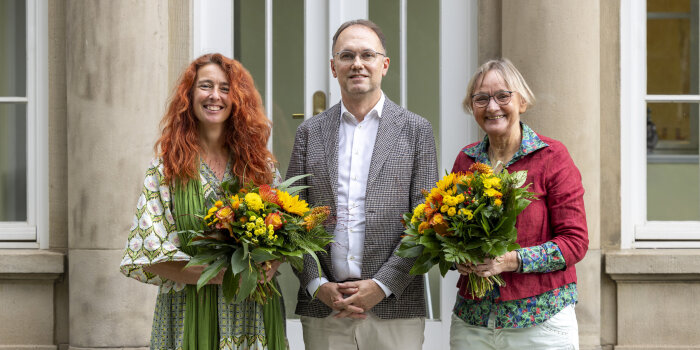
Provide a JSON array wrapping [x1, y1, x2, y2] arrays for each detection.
[[234, 0, 266, 100], [369, 0, 401, 103], [0, 0, 26, 97], [407, 0, 441, 320], [0, 103, 27, 221], [407, 0, 440, 164], [271, 0, 304, 182], [647, 102, 700, 221]]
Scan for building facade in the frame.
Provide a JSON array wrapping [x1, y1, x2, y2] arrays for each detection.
[[1, 0, 698, 349]]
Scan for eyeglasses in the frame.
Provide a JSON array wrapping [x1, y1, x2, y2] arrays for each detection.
[[471, 91, 514, 108], [333, 49, 386, 64]]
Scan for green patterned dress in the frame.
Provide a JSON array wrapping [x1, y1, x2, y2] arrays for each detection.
[[120, 158, 278, 350]]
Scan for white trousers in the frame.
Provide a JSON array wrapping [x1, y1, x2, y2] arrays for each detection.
[[301, 312, 425, 350], [450, 304, 579, 350]]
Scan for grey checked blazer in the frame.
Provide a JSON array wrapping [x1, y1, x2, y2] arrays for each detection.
[[286, 97, 438, 319]]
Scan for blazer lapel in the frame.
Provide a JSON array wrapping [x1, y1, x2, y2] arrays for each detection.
[[367, 99, 406, 190], [321, 103, 341, 208]]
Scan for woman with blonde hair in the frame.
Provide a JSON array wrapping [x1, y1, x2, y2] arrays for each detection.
[[450, 58, 588, 349]]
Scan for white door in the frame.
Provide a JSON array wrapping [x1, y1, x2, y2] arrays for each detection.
[[194, 1, 477, 348]]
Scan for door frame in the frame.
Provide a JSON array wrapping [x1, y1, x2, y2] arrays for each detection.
[[193, 0, 478, 348]]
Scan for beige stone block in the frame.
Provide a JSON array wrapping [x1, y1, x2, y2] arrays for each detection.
[[66, 0, 169, 250], [606, 249, 700, 276], [49, 0, 68, 250], [0, 250, 64, 275], [69, 249, 156, 348], [0, 280, 55, 345], [477, 0, 502, 62], [599, 0, 621, 251], [600, 265, 617, 347], [616, 282, 700, 347], [576, 249, 601, 349]]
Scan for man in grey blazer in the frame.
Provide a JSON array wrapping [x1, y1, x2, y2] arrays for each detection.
[[286, 19, 438, 349]]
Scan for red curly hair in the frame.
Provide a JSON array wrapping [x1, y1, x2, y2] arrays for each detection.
[[155, 53, 274, 185]]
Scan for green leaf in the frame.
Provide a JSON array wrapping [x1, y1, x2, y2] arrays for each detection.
[[409, 253, 435, 275], [284, 185, 310, 196], [511, 170, 528, 188], [396, 245, 424, 258], [222, 268, 238, 303], [196, 257, 227, 291], [236, 266, 259, 304], [439, 259, 452, 277], [277, 173, 312, 191], [251, 248, 277, 263], [506, 243, 521, 251], [230, 248, 247, 274], [418, 235, 440, 250], [185, 250, 225, 268]]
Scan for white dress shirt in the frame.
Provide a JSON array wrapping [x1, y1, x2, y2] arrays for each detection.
[[306, 93, 393, 298]]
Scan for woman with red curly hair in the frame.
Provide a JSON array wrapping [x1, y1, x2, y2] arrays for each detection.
[[120, 53, 284, 349]]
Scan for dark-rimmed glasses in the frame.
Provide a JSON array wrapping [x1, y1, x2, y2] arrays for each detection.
[[471, 91, 514, 108]]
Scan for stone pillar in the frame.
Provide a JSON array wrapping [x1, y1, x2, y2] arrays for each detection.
[[500, 1, 601, 349], [66, 1, 169, 348]]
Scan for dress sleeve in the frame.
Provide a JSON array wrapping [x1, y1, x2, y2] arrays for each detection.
[[119, 158, 190, 292]]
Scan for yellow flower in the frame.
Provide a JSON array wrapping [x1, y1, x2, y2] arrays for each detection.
[[459, 208, 474, 220], [245, 193, 264, 212], [435, 173, 456, 192], [447, 207, 456, 217], [413, 204, 426, 218], [484, 188, 500, 197], [482, 176, 502, 189], [494, 198, 503, 206], [208, 206, 218, 214], [277, 190, 310, 216], [441, 204, 449, 213], [455, 194, 465, 203]]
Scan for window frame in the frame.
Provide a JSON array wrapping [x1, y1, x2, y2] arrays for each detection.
[[621, 0, 700, 248], [0, 0, 48, 248]]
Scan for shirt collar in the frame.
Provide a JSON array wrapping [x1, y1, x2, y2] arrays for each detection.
[[339, 92, 385, 124], [462, 122, 548, 167]]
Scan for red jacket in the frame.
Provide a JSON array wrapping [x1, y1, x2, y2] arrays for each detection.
[[451, 134, 588, 301]]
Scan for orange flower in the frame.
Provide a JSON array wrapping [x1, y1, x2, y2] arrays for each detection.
[[468, 162, 493, 175], [259, 185, 280, 205], [215, 206, 234, 223], [264, 211, 283, 230], [303, 206, 330, 231], [418, 221, 430, 234]]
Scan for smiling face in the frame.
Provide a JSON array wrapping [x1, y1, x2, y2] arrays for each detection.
[[330, 25, 389, 102], [192, 63, 232, 128], [472, 70, 527, 140]]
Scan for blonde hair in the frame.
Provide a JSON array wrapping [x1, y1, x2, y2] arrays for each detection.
[[463, 58, 536, 114]]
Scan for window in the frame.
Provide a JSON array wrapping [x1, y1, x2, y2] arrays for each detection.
[[0, 0, 48, 248], [622, 0, 700, 248]]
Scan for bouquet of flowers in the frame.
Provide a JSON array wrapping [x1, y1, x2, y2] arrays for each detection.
[[179, 174, 333, 304], [396, 163, 536, 298]]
